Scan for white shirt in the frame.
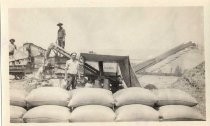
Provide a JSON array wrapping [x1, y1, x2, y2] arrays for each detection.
[[65, 59, 79, 74]]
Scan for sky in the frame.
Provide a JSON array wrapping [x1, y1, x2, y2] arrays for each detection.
[[8, 7, 204, 61]]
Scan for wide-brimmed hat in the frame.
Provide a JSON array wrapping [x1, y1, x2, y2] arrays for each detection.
[[57, 23, 63, 26], [10, 39, 15, 42]]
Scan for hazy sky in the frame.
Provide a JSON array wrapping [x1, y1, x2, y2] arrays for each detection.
[[9, 7, 204, 60]]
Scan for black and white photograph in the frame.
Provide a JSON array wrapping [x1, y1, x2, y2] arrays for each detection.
[[2, 1, 209, 125]]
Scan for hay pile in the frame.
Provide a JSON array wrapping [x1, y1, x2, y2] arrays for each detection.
[[171, 62, 205, 117]]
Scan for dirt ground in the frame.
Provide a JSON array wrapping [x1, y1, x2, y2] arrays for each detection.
[[138, 75, 179, 89]]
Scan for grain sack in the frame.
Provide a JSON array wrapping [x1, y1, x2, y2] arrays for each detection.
[[159, 105, 205, 121], [115, 104, 159, 121], [68, 88, 114, 107], [10, 105, 27, 123], [70, 105, 115, 122], [10, 89, 28, 107], [157, 89, 198, 106], [23, 105, 71, 123], [26, 87, 70, 107], [113, 87, 157, 107]]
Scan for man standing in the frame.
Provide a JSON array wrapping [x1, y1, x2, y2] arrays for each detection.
[[9, 39, 17, 58], [65, 53, 79, 90], [57, 23, 66, 49], [78, 56, 85, 78]]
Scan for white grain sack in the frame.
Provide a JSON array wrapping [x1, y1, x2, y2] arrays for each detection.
[[113, 87, 157, 107], [159, 105, 205, 121], [68, 88, 114, 107], [26, 87, 70, 107], [157, 89, 198, 106], [10, 89, 28, 108], [115, 104, 159, 121], [23, 105, 71, 123], [10, 105, 27, 123], [70, 105, 115, 122]]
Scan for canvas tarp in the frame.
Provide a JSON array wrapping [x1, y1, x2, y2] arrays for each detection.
[[80, 53, 141, 87]]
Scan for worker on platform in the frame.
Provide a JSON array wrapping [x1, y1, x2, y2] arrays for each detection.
[[9, 39, 17, 58], [65, 52, 79, 90], [57, 23, 66, 49]]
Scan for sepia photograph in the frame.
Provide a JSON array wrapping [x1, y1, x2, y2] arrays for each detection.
[[7, 6, 206, 123]]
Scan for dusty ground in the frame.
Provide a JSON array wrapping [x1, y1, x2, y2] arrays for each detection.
[[138, 75, 179, 89], [10, 76, 66, 93]]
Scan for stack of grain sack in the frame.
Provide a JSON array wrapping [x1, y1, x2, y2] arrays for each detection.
[[22, 87, 71, 123], [68, 88, 116, 122], [10, 89, 28, 123], [10, 86, 205, 123], [155, 88, 205, 121], [113, 87, 205, 121], [113, 87, 159, 121]]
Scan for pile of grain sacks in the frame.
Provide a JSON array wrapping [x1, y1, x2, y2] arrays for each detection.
[[23, 87, 71, 123], [114, 87, 204, 121], [10, 87, 71, 123], [10, 87, 205, 123], [155, 88, 204, 121], [10, 89, 28, 123], [68, 88, 115, 122], [114, 87, 159, 121]]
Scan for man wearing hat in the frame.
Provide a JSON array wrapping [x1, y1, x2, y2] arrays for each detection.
[[57, 23, 66, 49], [64, 52, 79, 90], [9, 39, 17, 58]]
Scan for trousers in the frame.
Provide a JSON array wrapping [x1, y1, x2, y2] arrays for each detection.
[[58, 37, 65, 49], [66, 74, 76, 90]]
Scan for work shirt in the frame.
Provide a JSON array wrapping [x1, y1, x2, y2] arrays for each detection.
[[9, 43, 16, 53], [65, 59, 79, 74], [58, 28, 66, 38]]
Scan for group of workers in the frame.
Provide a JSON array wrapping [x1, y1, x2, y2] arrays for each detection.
[[9, 22, 66, 58], [10, 22, 127, 91], [32, 22, 82, 90]]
